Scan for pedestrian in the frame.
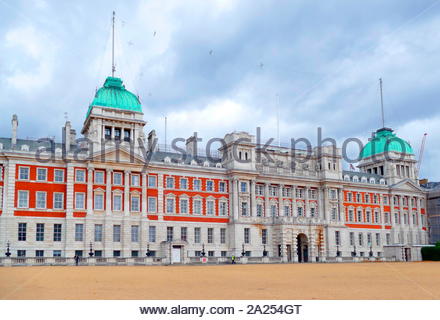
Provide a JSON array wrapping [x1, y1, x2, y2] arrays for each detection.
[[74, 255, 80, 266], [231, 255, 236, 264]]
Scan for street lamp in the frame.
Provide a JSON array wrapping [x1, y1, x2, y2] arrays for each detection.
[[369, 244, 373, 257], [5, 241, 11, 257], [201, 243, 206, 257], [352, 245, 357, 257], [88, 242, 94, 257], [336, 244, 341, 257], [241, 243, 246, 257], [262, 245, 268, 257], [146, 243, 151, 257]]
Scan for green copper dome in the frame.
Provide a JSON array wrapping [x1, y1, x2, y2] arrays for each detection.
[[86, 77, 142, 117], [360, 128, 414, 159]]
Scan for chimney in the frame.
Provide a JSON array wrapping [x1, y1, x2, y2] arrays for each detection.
[[11, 114, 18, 147], [63, 121, 72, 153], [147, 130, 157, 151], [70, 129, 77, 145]]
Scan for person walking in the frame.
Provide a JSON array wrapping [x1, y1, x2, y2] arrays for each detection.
[[231, 255, 236, 264], [74, 255, 80, 266]]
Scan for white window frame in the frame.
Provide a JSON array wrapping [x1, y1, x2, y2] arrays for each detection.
[[207, 200, 215, 215], [94, 193, 104, 210], [18, 167, 30, 180], [36, 168, 47, 182], [131, 195, 140, 212], [206, 180, 214, 192], [113, 172, 123, 185], [113, 225, 121, 242], [131, 225, 139, 242], [0, 187, 3, 209], [166, 198, 174, 214], [180, 198, 188, 214], [193, 199, 202, 215], [53, 192, 64, 210], [94, 224, 103, 242], [256, 203, 263, 217], [36, 191, 47, 209], [219, 201, 227, 216], [219, 182, 226, 193], [180, 178, 188, 190], [75, 224, 84, 241], [166, 177, 174, 189], [148, 175, 157, 187], [54, 169, 64, 183], [193, 179, 201, 191], [148, 197, 157, 213], [131, 174, 140, 187], [241, 201, 249, 216], [75, 192, 85, 210], [75, 169, 86, 183], [95, 171, 105, 184], [113, 194, 122, 211]]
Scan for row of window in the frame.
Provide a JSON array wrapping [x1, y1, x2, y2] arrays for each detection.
[[17, 223, 269, 246], [241, 202, 319, 218], [254, 185, 319, 199], [18, 167, 64, 182], [341, 231, 385, 247], [14, 249, 241, 258], [18, 223, 62, 241], [347, 209, 425, 226], [165, 197, 228, 215], [17, 191, 64, 209], [165, 177, 227, 192], [346, 192, 424, 208]]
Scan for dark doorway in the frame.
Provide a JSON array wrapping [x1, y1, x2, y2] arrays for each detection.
[[297, 234, 309, 263], [404, 248, 411, 261]]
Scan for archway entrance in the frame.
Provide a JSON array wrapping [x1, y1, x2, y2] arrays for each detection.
[[297, 233, 309, 263]]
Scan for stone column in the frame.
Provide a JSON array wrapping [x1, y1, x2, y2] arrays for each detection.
[[250, 179, 256, 217], [278, 184, 283, 216], [140, 173, 148, 255], [87, 168, 94, 215], [337, 188, 344, 222], [65, 164, 75, 218], [124, 171, 130, 216], [232, 178, 239, 220], [106, 169, 113, 216], [292, 186, 297, 217], [304, 187, 309, 217], [322, 187, 329, 221], [264, 183, 270, 217], [142, 173, 147, 215]]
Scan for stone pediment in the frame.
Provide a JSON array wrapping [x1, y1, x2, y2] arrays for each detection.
[[91, 146, 146, 164], [390, 179, 425, 193]]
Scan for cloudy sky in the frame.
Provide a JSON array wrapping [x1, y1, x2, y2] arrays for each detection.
[[1, 0, 439, 180]]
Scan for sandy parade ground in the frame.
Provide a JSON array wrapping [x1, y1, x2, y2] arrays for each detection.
[[0, 262, 439, 300]]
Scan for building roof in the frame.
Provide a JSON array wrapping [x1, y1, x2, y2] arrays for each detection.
[[0, 137, 70, 152], [421, 182, 440, 190], [342, 170, 386, 185], [86, 77, 142, 117], [359, 128, 414, 159]]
